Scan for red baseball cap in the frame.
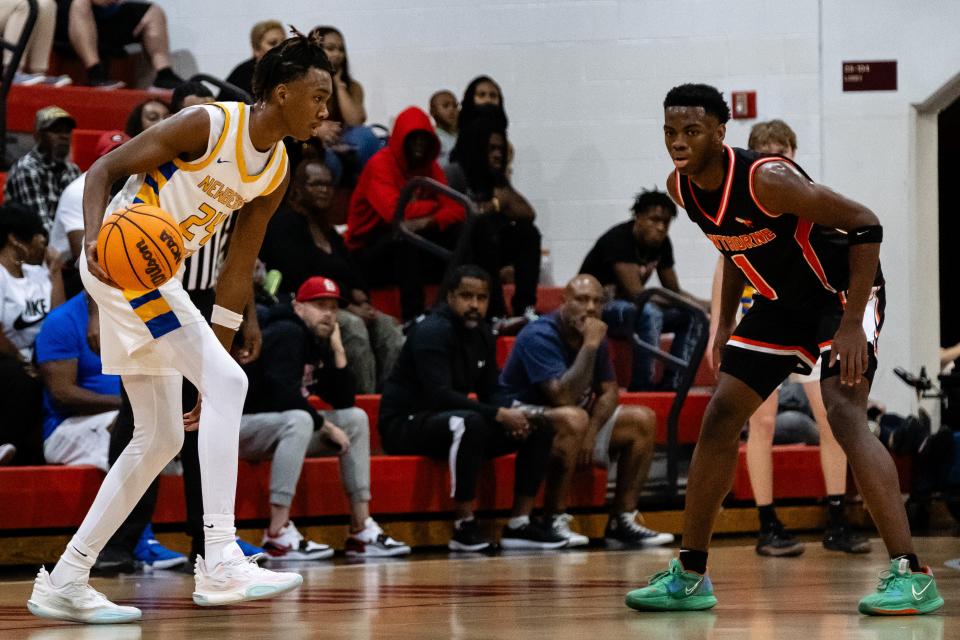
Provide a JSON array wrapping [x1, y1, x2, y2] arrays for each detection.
[[95, 130, 130, 158], [296, 276, 341, 302]]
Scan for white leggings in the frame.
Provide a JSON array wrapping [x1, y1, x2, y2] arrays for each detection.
[[68, 321, 247, 555]]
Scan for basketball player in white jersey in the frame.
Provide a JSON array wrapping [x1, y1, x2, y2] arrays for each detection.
[[27, 29, 333, 624]]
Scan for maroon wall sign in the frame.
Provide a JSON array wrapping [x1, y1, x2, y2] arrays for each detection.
[[842, 60, 897, 91]]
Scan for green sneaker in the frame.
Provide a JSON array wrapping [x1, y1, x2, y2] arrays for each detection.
[[858, 558, 944, 616], [625, 558, 717, 611]]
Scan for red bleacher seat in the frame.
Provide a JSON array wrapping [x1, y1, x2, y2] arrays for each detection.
[[7, 85, 170, 133], [0, 172, 6, 204], [732, 443, 914, 500], [0, 457, 607, 530], [72, 129, 107, 171]]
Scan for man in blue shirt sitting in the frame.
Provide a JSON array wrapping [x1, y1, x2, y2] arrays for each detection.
[[35, 291, 186, 570], [499, 274, 674, 549]]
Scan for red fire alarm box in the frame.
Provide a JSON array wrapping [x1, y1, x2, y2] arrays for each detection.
[[731, 91, 757, 119]]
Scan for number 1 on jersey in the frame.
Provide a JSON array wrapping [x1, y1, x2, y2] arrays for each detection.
[[731, 254, 778, 300]]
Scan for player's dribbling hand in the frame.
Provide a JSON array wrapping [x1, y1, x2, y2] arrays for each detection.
[[183, 398, 202, 431], [828, 321, 868, 386], [85, 240, 121, 289], [581, 317, 608, 349]]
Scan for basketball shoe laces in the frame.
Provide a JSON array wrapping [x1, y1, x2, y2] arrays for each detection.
[[646, 560, 685, 587], [873, 559, 914, 595]]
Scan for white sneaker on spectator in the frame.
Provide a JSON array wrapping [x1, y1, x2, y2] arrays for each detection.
[[604, 511, 674, 548], [345, 518, 411, 558], [549, 514, 590, 548], [27, 566, 141, 624], [0, 443, 16, 465], [192, 552, 302, 606], [261, 521, 333, 561]]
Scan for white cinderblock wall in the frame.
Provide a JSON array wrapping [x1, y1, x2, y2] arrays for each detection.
[[156, 0, 960, 413]]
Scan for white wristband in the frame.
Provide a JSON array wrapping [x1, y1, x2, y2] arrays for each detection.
[[211, 305, 243, 330]]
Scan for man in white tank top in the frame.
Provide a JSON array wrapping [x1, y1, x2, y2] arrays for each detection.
[[28, 29, 335, 624]]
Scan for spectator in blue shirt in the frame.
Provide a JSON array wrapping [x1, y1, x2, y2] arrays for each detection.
[[500, 274, 673, 549], [35, 291, 119, 469]]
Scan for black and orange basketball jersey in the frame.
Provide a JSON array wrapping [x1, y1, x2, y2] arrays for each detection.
[[675, 145, 881, 308]]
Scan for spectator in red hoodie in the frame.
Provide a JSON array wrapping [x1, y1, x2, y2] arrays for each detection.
[[345, 106, 464, 322]]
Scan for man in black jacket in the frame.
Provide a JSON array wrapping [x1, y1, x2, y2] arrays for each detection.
[[379, 265, 565, 552], [240, 276, 410, 559]]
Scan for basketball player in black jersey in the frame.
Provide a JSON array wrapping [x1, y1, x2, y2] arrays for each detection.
[[625, 83, 943, 615]]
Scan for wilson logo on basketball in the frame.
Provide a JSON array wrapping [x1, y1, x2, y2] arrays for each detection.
[[136, 238, 167, 286]]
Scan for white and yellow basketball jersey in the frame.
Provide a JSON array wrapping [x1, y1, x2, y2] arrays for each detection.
[[107, 101, 288, 260]]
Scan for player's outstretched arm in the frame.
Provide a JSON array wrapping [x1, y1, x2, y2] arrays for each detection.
[[211, 172, 290, 354], [82, 109, 210, 285], [752, 161, 881, 386]]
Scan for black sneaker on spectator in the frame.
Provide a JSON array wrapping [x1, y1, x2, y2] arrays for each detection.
[[605, 511, 675, 549], [0, 443, 16, 465], [345, 517, 411, 558], [822, 526, 872, 554], [448, 519, 493, 552], [152, 68, 185, 90], [91, 546, 140, 575], [500, 517, 567, 550], [547, 513, 589, 548], [88, 78, 126, 90], [262, 521, 334, 561], [755, 521, 805, 557]]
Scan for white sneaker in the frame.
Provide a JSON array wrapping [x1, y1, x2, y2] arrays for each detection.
[[345, 518, 411, 558], [550, 514, 590, 548], [0, 442, 16, 465], [27, 566, 141, 624], [192, 553, 303, 606], [261, 521, 333, 561]]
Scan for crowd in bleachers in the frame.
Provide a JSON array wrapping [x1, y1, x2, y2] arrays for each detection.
[[2, 18, 929, 567]]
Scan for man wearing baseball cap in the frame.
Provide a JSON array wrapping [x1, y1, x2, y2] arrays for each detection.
[[4, 106, 81, 232], [236, 276, 411, 559]]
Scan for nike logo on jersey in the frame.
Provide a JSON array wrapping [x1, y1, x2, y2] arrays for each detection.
[[913, 581, 933, 599], [72, 545, 88, 558], [13, 314, 45, 330], [216, 158, 231, 164], [735, 217, 754, 228]]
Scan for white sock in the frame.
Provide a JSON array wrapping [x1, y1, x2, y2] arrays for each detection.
[[203, 514, 240, 568], [50, 538, 96, 587], [507, 515, 530, 530]]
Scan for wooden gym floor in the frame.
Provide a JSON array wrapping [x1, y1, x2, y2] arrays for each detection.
[[0, 536, 956, 639]]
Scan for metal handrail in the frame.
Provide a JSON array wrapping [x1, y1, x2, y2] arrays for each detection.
[[392, 176, 476, 261], [188, 73, 253, 105], [0, 0, 38, 168], [631, 287, 710, 497]]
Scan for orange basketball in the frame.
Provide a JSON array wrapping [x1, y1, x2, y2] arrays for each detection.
[[96, 204, 184, 291]]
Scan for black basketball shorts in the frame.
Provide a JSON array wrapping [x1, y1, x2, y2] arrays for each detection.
[[719, 286, 885, 399]]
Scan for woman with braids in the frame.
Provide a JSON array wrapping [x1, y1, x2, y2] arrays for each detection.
[[27, 27, 334, 624], [302, 25, 381, 187]]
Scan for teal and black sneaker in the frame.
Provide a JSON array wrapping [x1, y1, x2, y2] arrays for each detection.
[[858, 558, 944, 615], [625, 558, 717, 611]]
